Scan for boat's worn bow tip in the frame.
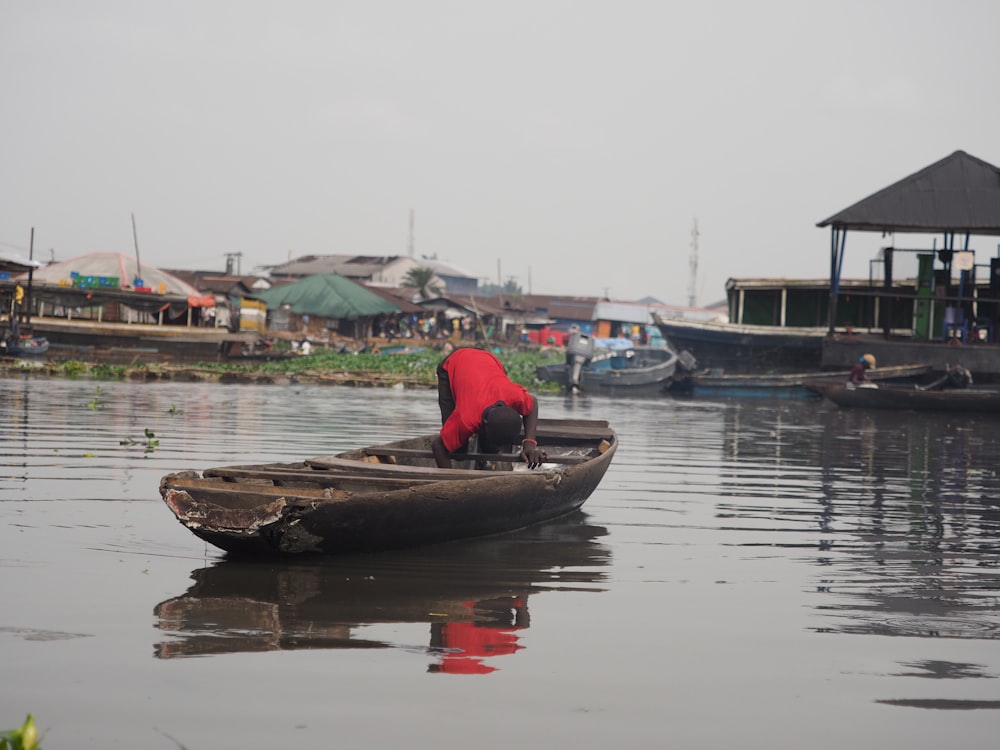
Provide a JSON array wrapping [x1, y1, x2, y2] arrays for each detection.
[[159, 470, 200, 494], [163, 488, 288, 534]]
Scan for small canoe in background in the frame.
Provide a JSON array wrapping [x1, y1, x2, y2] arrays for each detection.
[[669, 363, 933, 399], [804, 381, 1000, 412], [1, 335, 49, 357]]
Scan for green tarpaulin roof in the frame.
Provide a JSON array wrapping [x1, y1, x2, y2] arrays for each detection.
[[253, 273, 400, 319]]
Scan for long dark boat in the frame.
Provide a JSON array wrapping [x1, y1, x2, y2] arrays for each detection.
[[160, 418, 617, 557], [670, 363, 932, 399], [651, 313, 826, 374], [805, 382, 1000, 412]]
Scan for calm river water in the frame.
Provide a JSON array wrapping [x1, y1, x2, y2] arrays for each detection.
[[2, 376, 999, 749]]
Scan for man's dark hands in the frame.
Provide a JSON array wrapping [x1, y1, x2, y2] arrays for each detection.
[[520, 441, 547, 469]]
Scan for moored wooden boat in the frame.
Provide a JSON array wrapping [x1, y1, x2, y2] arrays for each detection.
[[0, 335, 49, 357], [670, 363, 932, 399], [535, 343, 685, 395], [160, 418, 617, 557], [805, 381, 1000, 412]]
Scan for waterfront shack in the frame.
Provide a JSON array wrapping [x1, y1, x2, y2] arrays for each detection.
[[7, 252, 253, 361]]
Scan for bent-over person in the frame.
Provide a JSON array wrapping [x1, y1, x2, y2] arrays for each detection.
[[431, 347, 546, 469]]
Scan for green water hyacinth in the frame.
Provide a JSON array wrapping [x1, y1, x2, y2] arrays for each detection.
[[0, 714, 39, 750]]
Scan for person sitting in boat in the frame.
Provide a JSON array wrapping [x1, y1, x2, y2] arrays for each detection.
[[431, 347, 546, 469], [847, 354, 878, 389]]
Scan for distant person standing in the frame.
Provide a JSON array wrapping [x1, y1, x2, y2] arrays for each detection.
[[12, 282, 24, 320], [8, 283, 24, 342]]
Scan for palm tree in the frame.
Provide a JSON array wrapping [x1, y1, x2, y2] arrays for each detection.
[[402, 266, 443, 300]]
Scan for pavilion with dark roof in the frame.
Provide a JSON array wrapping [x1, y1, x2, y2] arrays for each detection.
[[818, 150, 1000, 340]]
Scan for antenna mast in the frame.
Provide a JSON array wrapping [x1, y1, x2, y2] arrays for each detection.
[[408, 209, 415, 258], [225, 252, 243, 275], [688, 218, 699, 308]]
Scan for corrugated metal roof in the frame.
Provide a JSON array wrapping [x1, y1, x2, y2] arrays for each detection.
[[0, 250, 40, 272], [818, 150, 1000, 234]]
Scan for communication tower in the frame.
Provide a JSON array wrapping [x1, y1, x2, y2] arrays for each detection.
[[688, 218, 699, 308]]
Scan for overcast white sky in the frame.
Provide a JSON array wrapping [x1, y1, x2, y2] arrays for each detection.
[[2, 1, 998, 305]]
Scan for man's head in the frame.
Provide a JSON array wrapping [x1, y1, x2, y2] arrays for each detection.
[[482, 401, 522, 447]]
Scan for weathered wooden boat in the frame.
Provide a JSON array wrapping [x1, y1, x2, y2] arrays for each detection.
[[535, 341, 687, 396], [805, 382, 1000, 412], [669, 363, 932, 399], [160, 418, 617, 557]]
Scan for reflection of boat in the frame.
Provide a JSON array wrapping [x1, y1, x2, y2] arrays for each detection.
[[159, 418, 617, 556], [652, 312, 825, 374], [154, 514, 610, 672], [670, 363, 932, 399], [535, 335, 688, 395], [806, 381, 1000, 412]]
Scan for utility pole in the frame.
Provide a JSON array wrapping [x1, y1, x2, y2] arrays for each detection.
[[131, 213, 142, 284], [688, 218, 699, 308]]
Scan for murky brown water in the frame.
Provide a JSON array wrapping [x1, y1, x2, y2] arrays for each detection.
[[2, 377, 1000, 748]]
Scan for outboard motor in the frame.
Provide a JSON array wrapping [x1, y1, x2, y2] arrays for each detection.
[[675, 349, 697, 374], [565, 331, 595, 393], [945, 364, 973, 389], [919, 364, 974, 391]]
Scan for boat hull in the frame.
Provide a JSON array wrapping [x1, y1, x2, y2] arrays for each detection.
[[1, 336, 49, 357], [535, 345, 679, 395], [27, 317, 255, 362], [160, 419, 617, 557], [805, 383, 1000, 412], [653, 315, 825, 374], [670, 364, 932, 399]]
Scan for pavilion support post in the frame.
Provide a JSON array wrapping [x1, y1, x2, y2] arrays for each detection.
[[882, 246, 893, 338], [828, 227, 846, 335]]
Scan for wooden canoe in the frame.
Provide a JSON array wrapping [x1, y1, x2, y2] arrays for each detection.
[[669, 363, 932, 399], [805, 382, 1000, 412], [160, 418, 617, 557]]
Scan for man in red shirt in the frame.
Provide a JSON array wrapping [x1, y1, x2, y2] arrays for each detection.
[[431, 347, 546, 469]]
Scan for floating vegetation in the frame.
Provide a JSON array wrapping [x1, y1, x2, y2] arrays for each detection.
[[60, 359, 87, 377], [89, 363, 127, 379], [0, 713, 39, 750], [1, 347, 566, 393], [85, 385, 104, 411], [120, 428, 160, 455]]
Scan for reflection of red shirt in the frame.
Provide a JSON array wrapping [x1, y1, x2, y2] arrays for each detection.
[[439, 349, 534, 452], [436, 622, 523, 674]]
